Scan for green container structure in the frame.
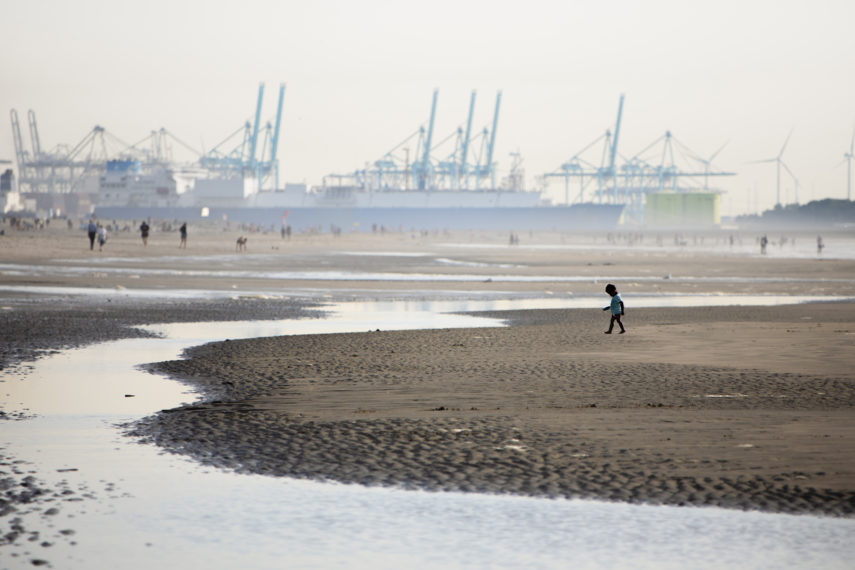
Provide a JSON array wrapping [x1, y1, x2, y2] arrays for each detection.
[[645, 192, 721, 227]]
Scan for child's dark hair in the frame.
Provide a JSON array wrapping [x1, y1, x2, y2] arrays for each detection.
[[605, 283, 617, 293]]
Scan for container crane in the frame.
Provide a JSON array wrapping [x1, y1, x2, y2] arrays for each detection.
[[608, 94, 624, 182], [415, 89, 439, 190], [460, 90, 476, 188], [198, 82, 285, 189], [27, 110, 43, 161], [327, 89, 504, 192], [543, 94, 735, 223], [10, 110, 29, 187], [249, 83, 264, 170], [483, 90, 502, 188], [269, 83, 286, 189]]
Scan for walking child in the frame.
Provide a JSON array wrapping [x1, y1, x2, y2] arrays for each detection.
[[603, 283, 626, 334]]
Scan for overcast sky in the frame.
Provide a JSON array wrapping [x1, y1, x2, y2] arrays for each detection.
[[2, 0, 854, 215]]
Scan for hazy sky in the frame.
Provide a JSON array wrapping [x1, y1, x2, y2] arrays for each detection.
[[2, 0, 854, 215]]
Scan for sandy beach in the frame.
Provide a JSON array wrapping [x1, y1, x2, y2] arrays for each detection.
[[2, 222, 855, 561], [133, 301, 855, 516]]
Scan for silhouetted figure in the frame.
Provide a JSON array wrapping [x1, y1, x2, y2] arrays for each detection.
[[760, 235, 768, 255], [87, 219, 97, 250], [817, 235, 824, 256], [603, 283, 626, 334], [179, 222, 187, 248], [139, 221, 150, 246], [97, 224, 108, 252]]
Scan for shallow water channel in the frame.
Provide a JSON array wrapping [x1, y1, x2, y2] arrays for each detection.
[[3, 296, 855, 569]]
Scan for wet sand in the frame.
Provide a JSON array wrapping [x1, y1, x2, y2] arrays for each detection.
[[2, 223, 854, 298], [2, 223, 855, 529], [135, 302, 855, 516]]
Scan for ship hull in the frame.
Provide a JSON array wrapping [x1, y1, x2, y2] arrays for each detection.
[[94, 203, 624, 231]]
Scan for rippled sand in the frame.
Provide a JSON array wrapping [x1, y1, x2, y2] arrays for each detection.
[[134, 302, 855, 516]]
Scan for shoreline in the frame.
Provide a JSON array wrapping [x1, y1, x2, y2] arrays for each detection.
[[133, 302, 855, 517], [0, 294, 322, 556]]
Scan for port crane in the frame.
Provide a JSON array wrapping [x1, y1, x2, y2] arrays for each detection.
[[10, 109, 133, 193], [199, 83, 286, 190], [327, 89, 503, 192], [542, 95, 734, 222], [10, 108, 203, 195]]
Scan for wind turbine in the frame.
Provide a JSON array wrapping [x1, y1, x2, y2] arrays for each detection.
[[843, 125, 854, 200], [692, 140, 729, 190], [750, 130, 797, 206]]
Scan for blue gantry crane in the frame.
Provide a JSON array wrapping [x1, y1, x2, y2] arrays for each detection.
[[10, 108, 138, 193], [543, 94, 625, 206], [199, 83, 286, 189], [473, 90, 502, 188], [8, 83, 283, 200], [327, 89, 503, 192], [542, 94, 735, 223]]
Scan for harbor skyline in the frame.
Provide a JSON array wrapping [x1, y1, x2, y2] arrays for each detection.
[[1, 0, 853, 217]]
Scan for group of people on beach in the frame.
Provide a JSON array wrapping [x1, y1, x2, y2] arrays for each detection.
[[86, 219, 108, 251], [758, 234, 827, 256], [86, 217, 629, 334], [85, 219, 187, 250]]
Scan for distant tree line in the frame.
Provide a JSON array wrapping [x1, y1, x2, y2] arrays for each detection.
[[737, 198, 855, 228]]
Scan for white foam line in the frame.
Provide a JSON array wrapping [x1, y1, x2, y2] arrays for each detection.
[[2, 263, 855, 284]]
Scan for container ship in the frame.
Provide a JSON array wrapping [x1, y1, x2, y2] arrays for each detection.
[[93, 169, 625, 231], [93, 87, 625, 231]]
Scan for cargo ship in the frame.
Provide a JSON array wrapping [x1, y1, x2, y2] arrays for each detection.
[[92, 88, 626, 231], [93, 171, 625, 231]]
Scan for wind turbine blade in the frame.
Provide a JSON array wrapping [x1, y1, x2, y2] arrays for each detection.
[[778, 129, 794, 159], [781, 161, 798, 184], [709, 140, 729, 162], [745, 158, 777, 164], [780, 161, 800, 203], [835, 157, 849, 168]]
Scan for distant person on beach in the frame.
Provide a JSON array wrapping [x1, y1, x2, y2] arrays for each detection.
[[817, 235, 824, 256], [139, 221, 150, 246], [87, 219, 97, 250], [760, 235, 768, 255], [179, 222, 187, 248], [603, 283, 626, 334], [97, 224, 108, 251]]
